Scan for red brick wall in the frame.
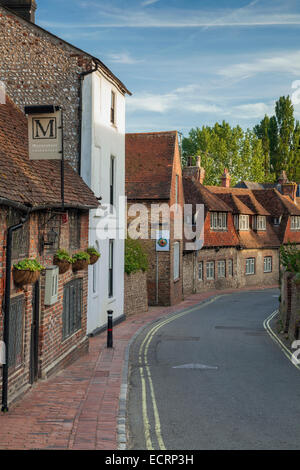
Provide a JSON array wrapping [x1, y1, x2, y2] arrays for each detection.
[[124, 271, 148, 316], [0, 207, 90, 405]]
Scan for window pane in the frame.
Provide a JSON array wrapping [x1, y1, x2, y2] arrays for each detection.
[[174, 242, 180, 280]]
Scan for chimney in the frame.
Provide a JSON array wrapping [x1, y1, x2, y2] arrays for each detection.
[[183, 155, 205, 185], [221, 168, 231, 188], [278, 170, 288, 185], [2, 0, 37, 22], [281, 182, 297, 203]]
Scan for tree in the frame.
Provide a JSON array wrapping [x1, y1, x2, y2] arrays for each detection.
[[182, 121, 266, 186], [275, 96, 295, 176], [254, 115, 270, 177]]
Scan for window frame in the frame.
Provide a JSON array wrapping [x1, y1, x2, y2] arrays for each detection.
[[228, 259, 233, 276], [253, 215, 266, 231], [245, 257, 255, 275], [291, 216, 300, 231], [108, 239, 114, 298], [110, 90, 116, 125], [239, 215, 250, 231], [198, 261, 203, 281], [264, 256, 272, 273], [206, 261, 215, 280], [217, 260, 226, 278], [62, 279, 83, 341], [173, 241, 180, 281], [210, 212, 227, 231]]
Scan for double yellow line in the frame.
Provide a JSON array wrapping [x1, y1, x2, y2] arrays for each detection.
[[138, 297, 219, 450], [263, 309, 300, 371]]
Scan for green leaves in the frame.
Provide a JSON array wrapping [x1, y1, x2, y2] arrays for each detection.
[[125, 238, 148, 275], [86, 246, 101, 257], [280, 243, 300, 273], [72, 252, 90, 263], [13, 259, 45, 272], [54, 249, 73, 263], [182, 121, 266, 186]]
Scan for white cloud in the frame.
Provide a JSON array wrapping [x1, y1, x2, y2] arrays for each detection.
[[141, 0, 160, 6], [233, 102, 274, 119], [107, 52, 141, 64], [219, 51, 300, 80]]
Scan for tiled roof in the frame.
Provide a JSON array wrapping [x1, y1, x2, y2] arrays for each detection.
[[206, 186, 270, 215], [126, 132, 177, 200], [183, 177, 232, 212], [0, 96, 99, 210], [252, 189, 300, 217]]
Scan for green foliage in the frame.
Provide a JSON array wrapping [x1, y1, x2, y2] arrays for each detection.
[[280, 243, 300, 273], [183, 96, 300, 185], [182, 121, 267, 186], [54, 249, 73, 263], [86, 246, 101, 257], [72, 252, 90, 262], [13, 259, 45, 272], [125, 238, 148, 275]]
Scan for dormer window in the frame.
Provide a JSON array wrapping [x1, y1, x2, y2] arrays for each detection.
[[210, 212, 227, 231], [291, 216, 300, 231], [253, 215, 266, 231], [273, 216, 281, 226], [234, 214, 249, 231]]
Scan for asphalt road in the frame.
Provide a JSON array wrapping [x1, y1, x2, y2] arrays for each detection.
[[127, 289, 300, 450]]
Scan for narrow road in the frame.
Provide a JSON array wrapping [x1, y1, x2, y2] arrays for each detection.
[[127, 289, 300, 450]]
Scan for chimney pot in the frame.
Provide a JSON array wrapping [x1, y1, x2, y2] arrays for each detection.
[[2, 0, 37, 23], [221, 168, 231, 188]]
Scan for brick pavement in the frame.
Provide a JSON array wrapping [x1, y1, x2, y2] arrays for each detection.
[[0, 285, 278, 450]]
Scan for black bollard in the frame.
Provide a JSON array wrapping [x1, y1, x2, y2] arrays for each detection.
[[107, 310, 113, 348]]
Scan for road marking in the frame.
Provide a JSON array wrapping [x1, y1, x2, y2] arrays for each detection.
[[263, 310, 300, 371], [173, 363, 218, 370], [138, 296, 220, 450]]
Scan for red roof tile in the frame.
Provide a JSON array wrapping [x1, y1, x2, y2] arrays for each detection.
[[126, 132, 177, 200], [0, 96, 99, 210]]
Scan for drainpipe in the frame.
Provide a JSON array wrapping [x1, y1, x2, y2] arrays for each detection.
[[1, 211, 30, 412]]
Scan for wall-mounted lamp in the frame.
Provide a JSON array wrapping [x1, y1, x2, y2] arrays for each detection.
[[39, 228, 58, 253]]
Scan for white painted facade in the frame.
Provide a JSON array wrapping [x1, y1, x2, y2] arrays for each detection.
[[81, 70, 126, 335]]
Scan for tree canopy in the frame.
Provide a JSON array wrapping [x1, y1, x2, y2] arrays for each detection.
[[182, 96, 300, 186]]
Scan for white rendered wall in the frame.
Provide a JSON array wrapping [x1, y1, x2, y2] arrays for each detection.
[[81, 71, 125, 334]]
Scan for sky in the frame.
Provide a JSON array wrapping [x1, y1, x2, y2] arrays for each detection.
[[36, 0, 300, 136]]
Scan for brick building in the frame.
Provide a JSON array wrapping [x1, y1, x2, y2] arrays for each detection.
[[0, 0, 131, 335], [182, 161, 300, 296], [126, 131, 185, 306], [0, 97, 99, 406]]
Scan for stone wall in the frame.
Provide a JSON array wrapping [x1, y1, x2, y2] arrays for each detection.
[[280, 271, 300, 343], [124, 270, 148, 317], [0, 6, 94, 171]]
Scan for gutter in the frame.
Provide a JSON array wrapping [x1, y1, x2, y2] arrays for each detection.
[[1, 208, 31, 412]]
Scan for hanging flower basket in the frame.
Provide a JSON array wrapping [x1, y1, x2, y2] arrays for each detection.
[[53, 250, 72, 274], [72, 252, 90, 272], [13, 269, 40, 287], [86, 247, 101, 266], [13, 259, 44, 287], [54, 258, 71, 274]]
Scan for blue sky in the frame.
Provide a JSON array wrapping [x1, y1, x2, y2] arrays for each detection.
[[36, 0, 300, 135]]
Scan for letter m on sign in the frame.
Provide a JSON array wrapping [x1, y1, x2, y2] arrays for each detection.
[[33, 117, 57, 139]]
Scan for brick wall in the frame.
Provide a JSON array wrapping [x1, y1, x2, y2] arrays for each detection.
[[0, 206, 90, 405], [124, 270, 148, 316], [0, 6, 94, 171]]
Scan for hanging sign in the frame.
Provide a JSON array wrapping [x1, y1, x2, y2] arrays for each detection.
[[27, 107, 62, 160], [156, 230, 170, 252]]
